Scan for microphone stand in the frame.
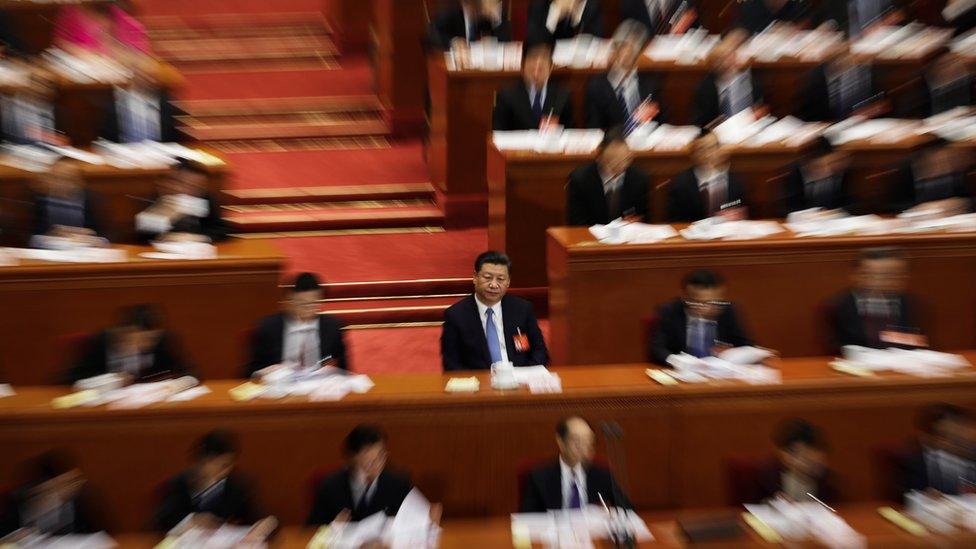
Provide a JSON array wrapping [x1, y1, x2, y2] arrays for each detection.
[[601, 421, 635, 548]]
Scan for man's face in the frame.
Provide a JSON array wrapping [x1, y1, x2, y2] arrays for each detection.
[[199, 453, 236, 483], [692, 134, 727, 168], [855, 258, 908, 294], [523, 49, 553, 90], [778, 443, 828, 479], [474, 262, 510, 306], [684, 284, 726, 320], [598, 141, 633, 179], [610, 41, 639, 72], [352, 442, 388, 482], [557, 418, 595, 467], [288, 289, 322, 323]]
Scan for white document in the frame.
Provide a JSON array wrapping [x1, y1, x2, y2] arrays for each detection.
[[386, 488, 440, 549], [718, 346, 775, 365], [588, 220, 678, 244], [0, 384, 14, 398]]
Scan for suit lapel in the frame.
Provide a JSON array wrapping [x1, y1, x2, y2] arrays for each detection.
[[467, 296, 493, 364], [500, 296, 517, 357], [517, 81, 539, 128], [544, 462, 563, 509], [674, 303, 689, 351], [589, 164, 611, 222]]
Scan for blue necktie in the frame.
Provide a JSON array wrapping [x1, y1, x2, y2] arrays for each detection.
[[567, 472, 582, 509], [689, 319, 714, 358], [531, 91, 544, 123], [485, 308, 503, 363]]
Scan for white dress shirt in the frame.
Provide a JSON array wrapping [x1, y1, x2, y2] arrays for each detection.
[[546, 0, 588, 32], [608, 68, 641, 114], [282, 318, 320, 370], [694, 166, 731, 214], [560, 458, 587, 508], [2, 94, 56, 142], [350, 470, 380, 507], [475, 295, 509, 363], [116, 87, 161, 142]]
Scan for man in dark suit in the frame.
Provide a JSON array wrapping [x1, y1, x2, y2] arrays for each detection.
[[913, 52, 974, 118], [136, 160, 228, 243], [692, 30, 765, 128], [752, 419, 838, 503], [814, 0, 907, 37], [585, 20, 665, 132], [781, 136, 854, 215], [666, 130, 748, 222], [67, 304, 190, 384], [894, 404, 976, 499], [493, 42, 574, 131], [307, 425, 415, 524], [246, 272, 348, 376], [441, 251, 548, 371], [100, 68, 184, 144], [889, 137, 972, 215], [1, 74, 62, 145], [649, 269, 753, 365], [620, 0, 700, 35], [154, 430, 274, 536], [566, 127, 649, 225], [829, 247, 925, 352], [735, 0, 810, 35], [798, 51, 886, 122], [427, 0, 512, 50], [31, 158, 106, 248], [527, 0, 604, 45], [521, 416, 632, 512], [0, 451, 104, 537]]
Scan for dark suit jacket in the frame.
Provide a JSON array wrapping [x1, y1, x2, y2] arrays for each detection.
[[814, 0, 909, 36], [736, 0, 809, 34], [441, 294, 548, 371], [100, 88, 184, 144], [754, 462, 839, 504], [619, 0, 700, 34], [650, 298, 754, 365], [136, 191, 228, 243], [245, 313, 348, 376], [520, 459, 632, 513], [0, 97, 63, 145], [584, 72, 666, 130], [666, 167, 748, 222], [829, 290, 919, 352], [493, 80, 574, 131], [31, 190, 104, 238], [526, 0, 604, 45], [798, 63, 879, 122], [153, 471, 260, 532], [66, 330, 189, 384], [893, 444, 976, 499], [889, 160, 972, 213], [306, 467, 412, 525], [781, 163, 854, 215], [426, 5, 513, 50], [0, 485, 103, 536], [566, 162, 650, 225], [692, 70, 764, 128], [918, 75, 975, 118]]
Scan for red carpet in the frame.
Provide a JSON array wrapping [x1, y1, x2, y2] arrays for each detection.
[[225, 141, 428, 190], [138, 0, 326, 17], [346, 321, 551, 374], [276, 229, 488, 283], [176, 58, 373, 101]]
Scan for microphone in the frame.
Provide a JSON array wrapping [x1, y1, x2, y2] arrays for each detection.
[[600, 421, 635, 548]]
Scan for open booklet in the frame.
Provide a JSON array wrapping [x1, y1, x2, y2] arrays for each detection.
[[511, 505, 653, 546], [308, 489, 440, 549]]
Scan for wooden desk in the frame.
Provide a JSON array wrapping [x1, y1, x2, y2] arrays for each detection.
[[0, 159, 228, 246], [428, 53, 935, 227], [0, 239, 284, 384], [547, 226, 976, 365], [3, 358, 976, 530], [111, 503, 976, 547]]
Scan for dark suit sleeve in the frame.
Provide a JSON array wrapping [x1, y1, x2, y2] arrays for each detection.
[[582, 0, 605, 36], [526, 1, 554, 45], [66, 333, 106, 384], [584, 78, 607, 129], [889, 161, 916, 213], [99, 93, 121, 143], [153, 332, 192, 380], [781, 165, 805, 216], [650, 304, 677, 365], [798, 67, 829, 122], [83, 192, 104, 238], [153, 478, 192, 532], [566, 168, 591, 226], [32, 194, 49, 237], [245, 317, 274, 377], [519, 472, 547, 513], [724, 305, 754, 347], [203, 193, 228, 242], [691, 76, 717, 128], [829, 294, 863, 351], [524, 302, 549, 366], [632, 169, 650, 222], [558, 90, 574, 128], [306, 478, 343, 526], [426, 11, 458, 51], [440, 309, 465, 371], [321, 315, 349, 371], [161, 91, 186, 143], [492, 90, 516, 131], [666, 172, 695, 223]]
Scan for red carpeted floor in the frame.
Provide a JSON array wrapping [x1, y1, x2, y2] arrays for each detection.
[[138, 0, 326, 17], [225, 141, 429, 190], [276, 228, 488, 283], [176, 58, 373, 101]]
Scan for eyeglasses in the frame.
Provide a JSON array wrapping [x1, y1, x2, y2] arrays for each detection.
[[684, 299, 730, 309]]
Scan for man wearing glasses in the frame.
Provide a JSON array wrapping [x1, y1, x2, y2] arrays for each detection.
[[649, 269, 753, 365], [441, 251, 548, 370]]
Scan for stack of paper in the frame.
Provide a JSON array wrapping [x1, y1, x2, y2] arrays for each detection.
[[447, 40, 522, 71], [511, 365, 562, 394], [680, 219, 784, 241], [511, 506, 653, 546], [12, 245, 126, 263], [552, 36, 612, 68], [588, 220, 678, 244], [4, 532, 117, 549], [0, 143, 62, 171], [740, 27, 843, 62], [91, 140, 179, 169], [310, 489, 440, 549], [745, 500, 865, 547], [713, 110, 775, 145], [665, 349, 781, 385], [825, 118, 922, 145], [851, 24, 953, 59], [644, 29, 718, 63], [625, 124, 699, 151], [163, 524, 258, 548], [43, 48, 132, 84], [949, 28, 976, 55], [492, 129, 604, 154], [839, 347, 971, 377], [786, 212, 900, 237], [141, 241, 218, 261], [905, 491, 976, 534], [242, 366, 374, 401], [747, 116, 824, 148], [0, 61, 33, 88]]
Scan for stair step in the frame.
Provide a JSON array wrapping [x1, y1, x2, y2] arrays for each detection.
[[178, 95, 384, 117], [148, 23, 331, 41], [223, 183, 436, 206], [309, 277, 472, 300], [226, 204, 445, 232], [141, 10, 331, 31], [182, 117, 389, 141]]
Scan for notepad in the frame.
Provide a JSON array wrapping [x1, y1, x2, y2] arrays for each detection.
[[51, 390, 100, 409], [445, 377, 480, 393], [229, 382, 266, 401], [742, 511, 784, 543], [830, 361, 875, 377], [646, 369, 679, 385], [878, 507, 927, 536]]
